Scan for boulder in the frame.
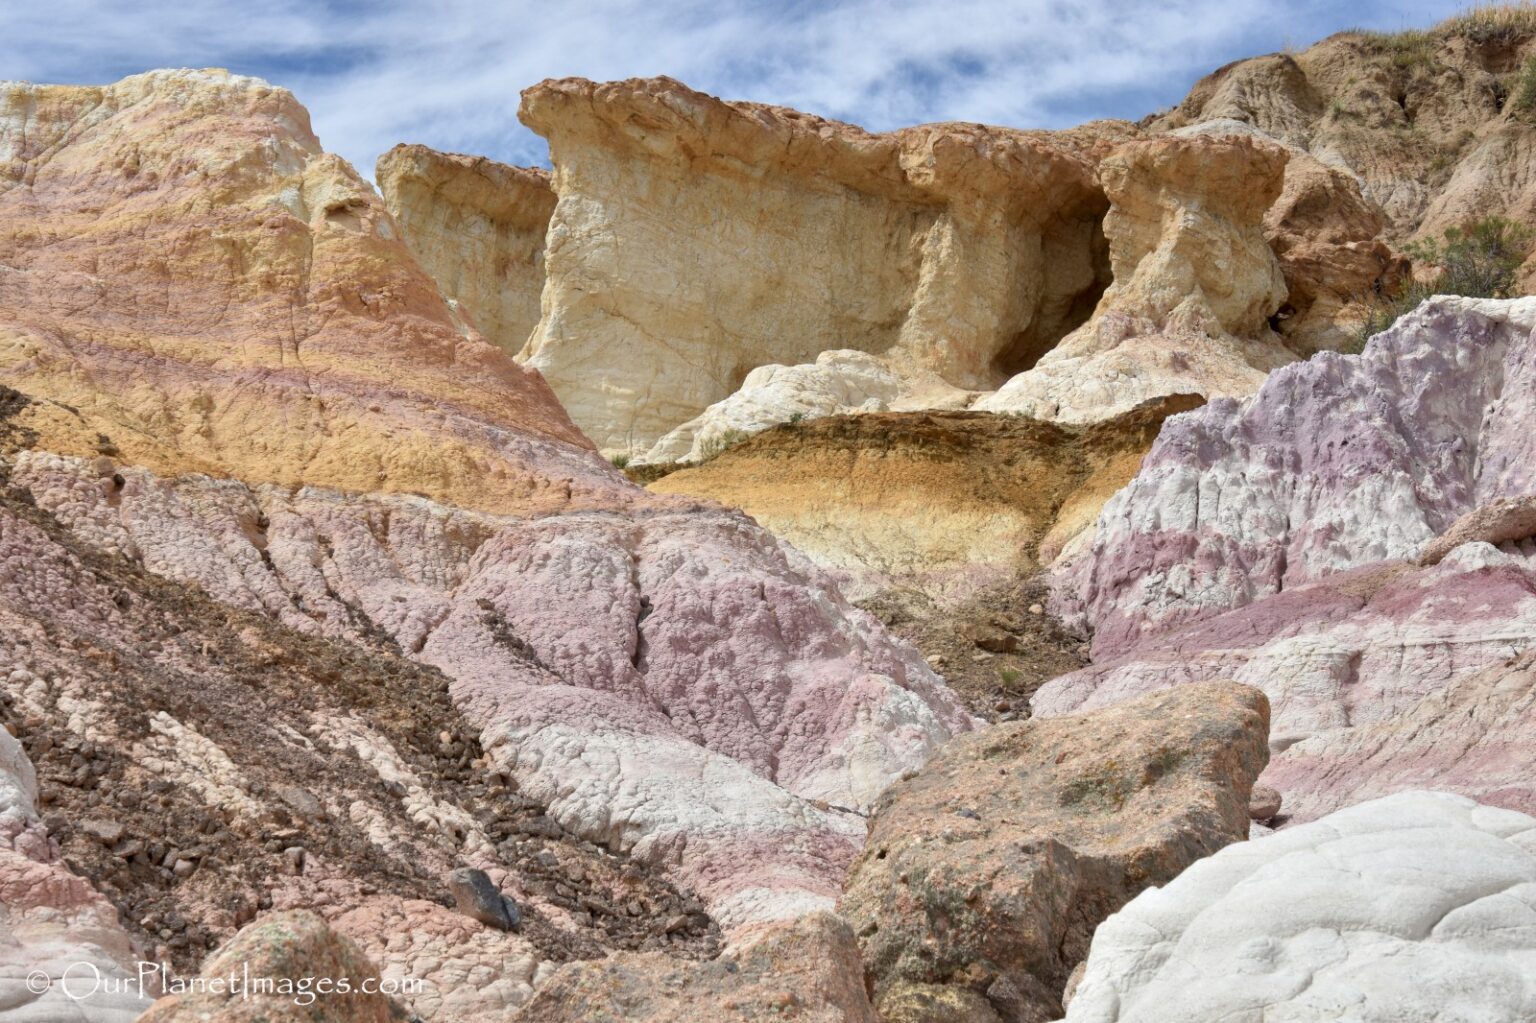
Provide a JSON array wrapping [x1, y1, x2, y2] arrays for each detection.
[[515, 912, 878, 1022], [138, 911, 410, 1022], [447, 867, 520, 932], [840, 682, 1270, 1023], [1247, 785, 1282, 820], [1418, 494, 1536, 566], [1064, 792, 1536, 1022]]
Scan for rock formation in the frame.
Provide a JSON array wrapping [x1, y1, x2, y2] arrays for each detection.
[[1038, 544, 1536, 821], [376, 144, 555, 356], [1064, 791, 1536, 1023], [517, 75, 1123, 453], [1150, 15, 1536, 257], [139, 911, 410, 1021], [0, 68, 977, 1023], [840, 682, 1269, 1023], [648, 395, 1203, 605], [366, 70, 1430, 460], [9, 446, 973, 934], [0, 69, 604, 519], [976, 134, 1296, 424], [4, 13, 1536, 1022], [0, 455, 729, 1020], [516, 912, 878, 1022], [1038, 296, 1536, 822], [1058, 295, 1536, 657]]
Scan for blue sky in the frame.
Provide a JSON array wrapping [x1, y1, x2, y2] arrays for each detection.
[[1, 0, 1469, 177]]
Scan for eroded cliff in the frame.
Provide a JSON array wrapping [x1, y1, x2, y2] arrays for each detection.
[[516, 75, 1126, 453], [376, 143, 555, 356]]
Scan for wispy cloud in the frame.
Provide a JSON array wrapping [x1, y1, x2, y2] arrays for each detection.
[[1, 0, 1464, 177]]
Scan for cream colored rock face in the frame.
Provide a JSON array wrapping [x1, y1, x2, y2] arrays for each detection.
[[517, 76, 1117, 454], [376, 144, 555, 356], [979, 134, 1296, 423]]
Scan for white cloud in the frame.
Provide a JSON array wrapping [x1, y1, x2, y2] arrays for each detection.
[[0, 0, 1465, 176]]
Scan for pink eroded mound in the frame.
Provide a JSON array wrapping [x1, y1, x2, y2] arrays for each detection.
[[11, 448, 975, 930], [1057, 295, 1536, 659], [1040, 297, 1536, 820], [1038, 547, 1536, 820]]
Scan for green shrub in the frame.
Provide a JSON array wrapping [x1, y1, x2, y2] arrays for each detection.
[[698, 427, 750, 461], [1406, 215, 1533, 297], [1347, 215, 1532, 352], [608, 452, 631, 469], [1513, 55, 1536, 115]]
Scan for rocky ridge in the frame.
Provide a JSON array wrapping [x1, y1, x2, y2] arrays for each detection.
[[1150, 10, 1536, 258], [515, 75, 1124, 453]]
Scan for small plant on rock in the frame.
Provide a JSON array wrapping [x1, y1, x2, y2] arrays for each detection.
[[1513, 55, 1536, 115], [698, 427, 750, 462], [1346, 215, 1533, 352]]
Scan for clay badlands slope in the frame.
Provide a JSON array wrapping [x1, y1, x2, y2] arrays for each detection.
[[2, 8, 1536, 1022], [0, 68, 975, 1019]]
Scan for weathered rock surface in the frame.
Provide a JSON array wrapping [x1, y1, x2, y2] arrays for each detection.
[[1150, 17, 1536, 260], [0, 69, 975, 951], [840, 682, 1269, 1023], [636, 350, 908, 467], [1060, 295, 1536, 658], [649, 396, 1202, 604], [1064, 791, 1536, 1023], [977, 135, 1295, 424], [0, 456, 735, 1020], [1039, 546, 1536, 823], [0, 69, 609, 518], [138, 910, 409, 1022], [518, 75, 1123, 453], [0, 729, 152, 1022], [515, 912, 878, 1022], [7, 443, 973, 934], [376, 144, 555, 356], [1037, 299, 1536, 823]]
